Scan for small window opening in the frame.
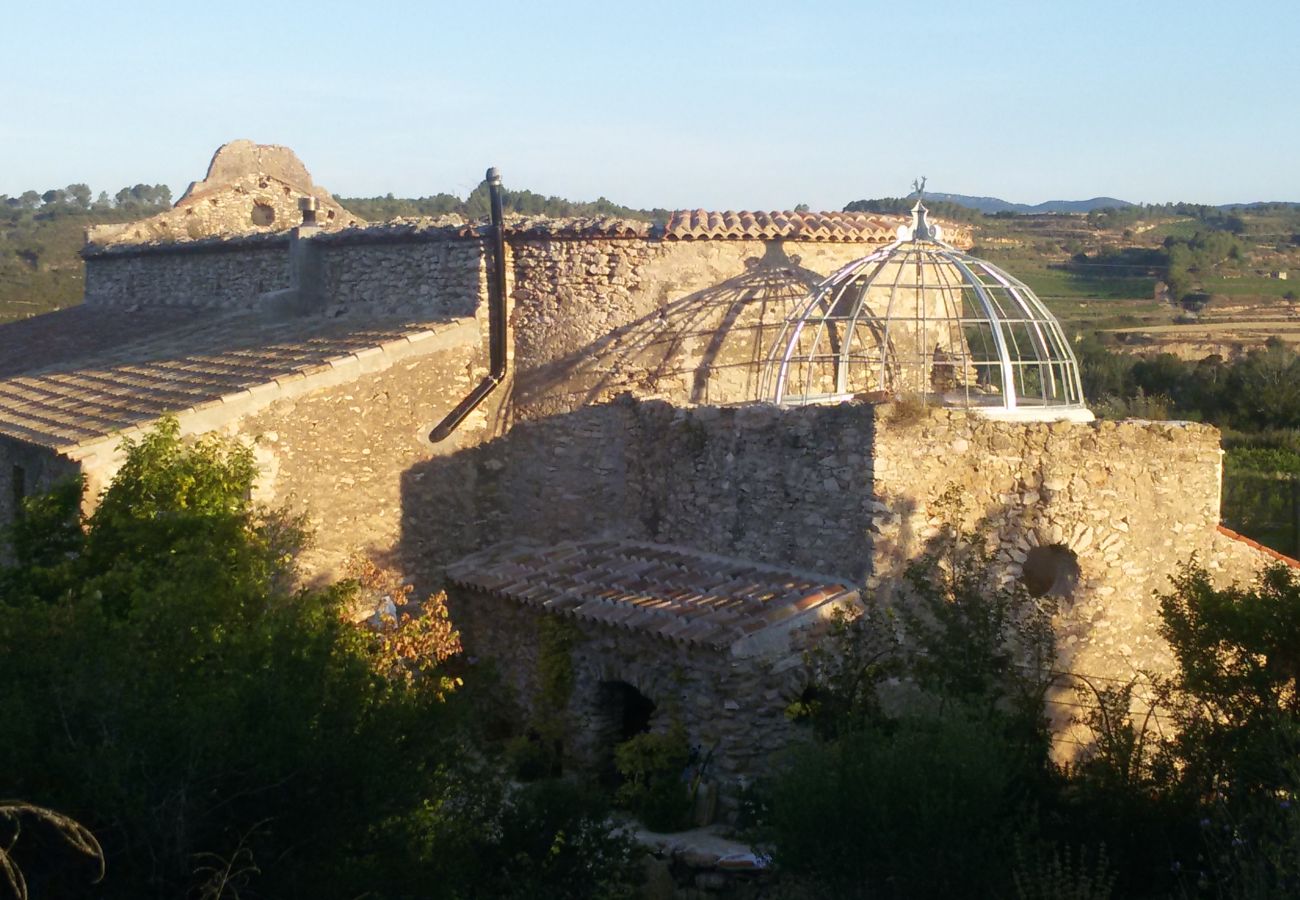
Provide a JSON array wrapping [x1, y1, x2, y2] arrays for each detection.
[[594, 680, 655, 786], [250, 202, 276, 227], [1021, 544, 1081, 598]]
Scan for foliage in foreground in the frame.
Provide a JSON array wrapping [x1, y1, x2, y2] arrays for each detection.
[[765, 521, 1300, 899], [0, 420, 639, 899]]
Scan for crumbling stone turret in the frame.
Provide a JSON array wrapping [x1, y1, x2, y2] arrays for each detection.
[[86, 139, 362, 246]]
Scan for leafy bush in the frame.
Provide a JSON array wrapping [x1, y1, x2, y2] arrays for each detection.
[[769, 516, 1058, 897], [614, 725, 693, 832], [1012, 842, 1116, 900], [0, 420, 640, 899], [768, 712, 1031, 899]]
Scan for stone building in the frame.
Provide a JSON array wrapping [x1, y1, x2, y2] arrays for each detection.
[[0, 143, 1286, 811]]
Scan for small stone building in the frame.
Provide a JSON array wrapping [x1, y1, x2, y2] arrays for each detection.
[[446, 538, 857, 799]]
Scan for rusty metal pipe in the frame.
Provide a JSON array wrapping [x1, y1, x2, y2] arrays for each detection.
[[430, 167, 507, 443]]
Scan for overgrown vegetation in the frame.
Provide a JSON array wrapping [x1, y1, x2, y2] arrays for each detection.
[[0, 420, 640, 899], [759, 514, 1300, 899]]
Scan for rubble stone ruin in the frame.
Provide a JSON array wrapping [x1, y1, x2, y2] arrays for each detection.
[[0, 142, 1289, 821]]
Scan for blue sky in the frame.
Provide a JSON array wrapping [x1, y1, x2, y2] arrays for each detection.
[[4, 0, 1298, 209]]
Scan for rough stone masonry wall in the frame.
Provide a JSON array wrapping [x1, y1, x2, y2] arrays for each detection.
[[404, 399, 1280, 704], [507, 237, 886, 417], [79, 229, 882, 410], [84, 240, 289, 309], [212, 331, 490, 581], [315, 237, 485, 319], [453, 588, 806, 819], [867, 410, 1235, 707], [400, 398, 881, 584]]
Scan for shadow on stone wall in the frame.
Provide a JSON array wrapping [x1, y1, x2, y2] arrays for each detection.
[[504, 242, 824, 422], [398, 397, 884, 590], [397, 396, 1185, 761]]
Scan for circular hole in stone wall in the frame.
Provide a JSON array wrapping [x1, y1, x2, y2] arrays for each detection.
[[1021, 544, 1081, 598], [250, 202, 276, 227]]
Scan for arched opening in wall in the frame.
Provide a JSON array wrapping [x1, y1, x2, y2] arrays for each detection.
[[251, 202, 276, 227], [1021, 544, 1081, 599], [593, 680, 655, 786]]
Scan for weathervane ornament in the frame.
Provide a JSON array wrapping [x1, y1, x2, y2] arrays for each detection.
[[905, 177, 934, 241]]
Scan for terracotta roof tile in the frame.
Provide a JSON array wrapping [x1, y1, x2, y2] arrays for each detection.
[[1216, 524, 1300, 569], [663, 210, 903, 243], [0, 305, 465, 451], [446, 538, 858, 652]]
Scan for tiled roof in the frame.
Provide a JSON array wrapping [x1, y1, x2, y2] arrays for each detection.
[[1217, 524, 1300, 569], [664, 210, 902, 243], [0, 305, 465, 452], [446, 538, 857, 652]]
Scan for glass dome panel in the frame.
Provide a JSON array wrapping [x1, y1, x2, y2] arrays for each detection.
[[760, 202, 1092, 422]]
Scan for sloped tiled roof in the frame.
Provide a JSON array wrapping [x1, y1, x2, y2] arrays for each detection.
[[0, 305, 470, 452], [664, 210, 902, 243], [1217, 524, 1300, 569], [446, 538, 857, 652]]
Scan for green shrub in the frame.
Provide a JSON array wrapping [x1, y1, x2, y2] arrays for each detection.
[[767, 712, 1031, 899], [1012, 842, 1116, 900], [614, 725, 692, 832], [0, 419, 640, 899]]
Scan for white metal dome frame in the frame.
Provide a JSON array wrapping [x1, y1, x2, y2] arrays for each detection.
[[760, 200, 1092, 422]]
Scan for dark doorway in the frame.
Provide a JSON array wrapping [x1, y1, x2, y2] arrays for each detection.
[[594, 680, 655, 786]]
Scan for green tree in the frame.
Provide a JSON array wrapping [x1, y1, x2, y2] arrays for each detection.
[[0, 420, 640, 899], [1160, 564, 1300, 798]]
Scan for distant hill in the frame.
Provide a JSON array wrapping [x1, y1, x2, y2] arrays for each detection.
[[920, 193, 1136, 214]]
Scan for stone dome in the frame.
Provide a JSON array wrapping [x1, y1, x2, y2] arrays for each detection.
[[761, 200, 1092, 421]]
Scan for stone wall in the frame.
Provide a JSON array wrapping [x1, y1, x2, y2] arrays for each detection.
[[0, 437, 79, 557], [404, 398, 877, 583], [403, 398, 1275, 699], [86, 140, 361, 245], [84, 239, 289, 309], [79, 228, 895, 410], [316, 236, 485, 319], [227, 327, 490, 580], [868, 411, 1227, 685]]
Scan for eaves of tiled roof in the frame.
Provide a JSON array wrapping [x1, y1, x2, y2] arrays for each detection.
[[664, 210, 902, 243], [446, 538, 858, 654], [1217, 524, 1300, 569], [0, 305, 476, 455], [82, 210, 910, 252]]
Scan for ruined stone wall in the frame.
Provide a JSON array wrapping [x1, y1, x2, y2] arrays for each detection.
[[452, 588, 807, 818], [315, 237, 485, 319], [402, 398, 881, 581], [83, 239, 289, 309]]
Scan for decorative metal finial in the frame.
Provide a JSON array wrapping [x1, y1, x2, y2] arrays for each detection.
[[907, 177, 932, 241]]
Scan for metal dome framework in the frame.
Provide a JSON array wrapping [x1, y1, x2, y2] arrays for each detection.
[[761, 201, 1092, 421]]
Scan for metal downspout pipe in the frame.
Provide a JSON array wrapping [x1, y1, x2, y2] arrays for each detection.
[[429, 167, 509, 443]]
